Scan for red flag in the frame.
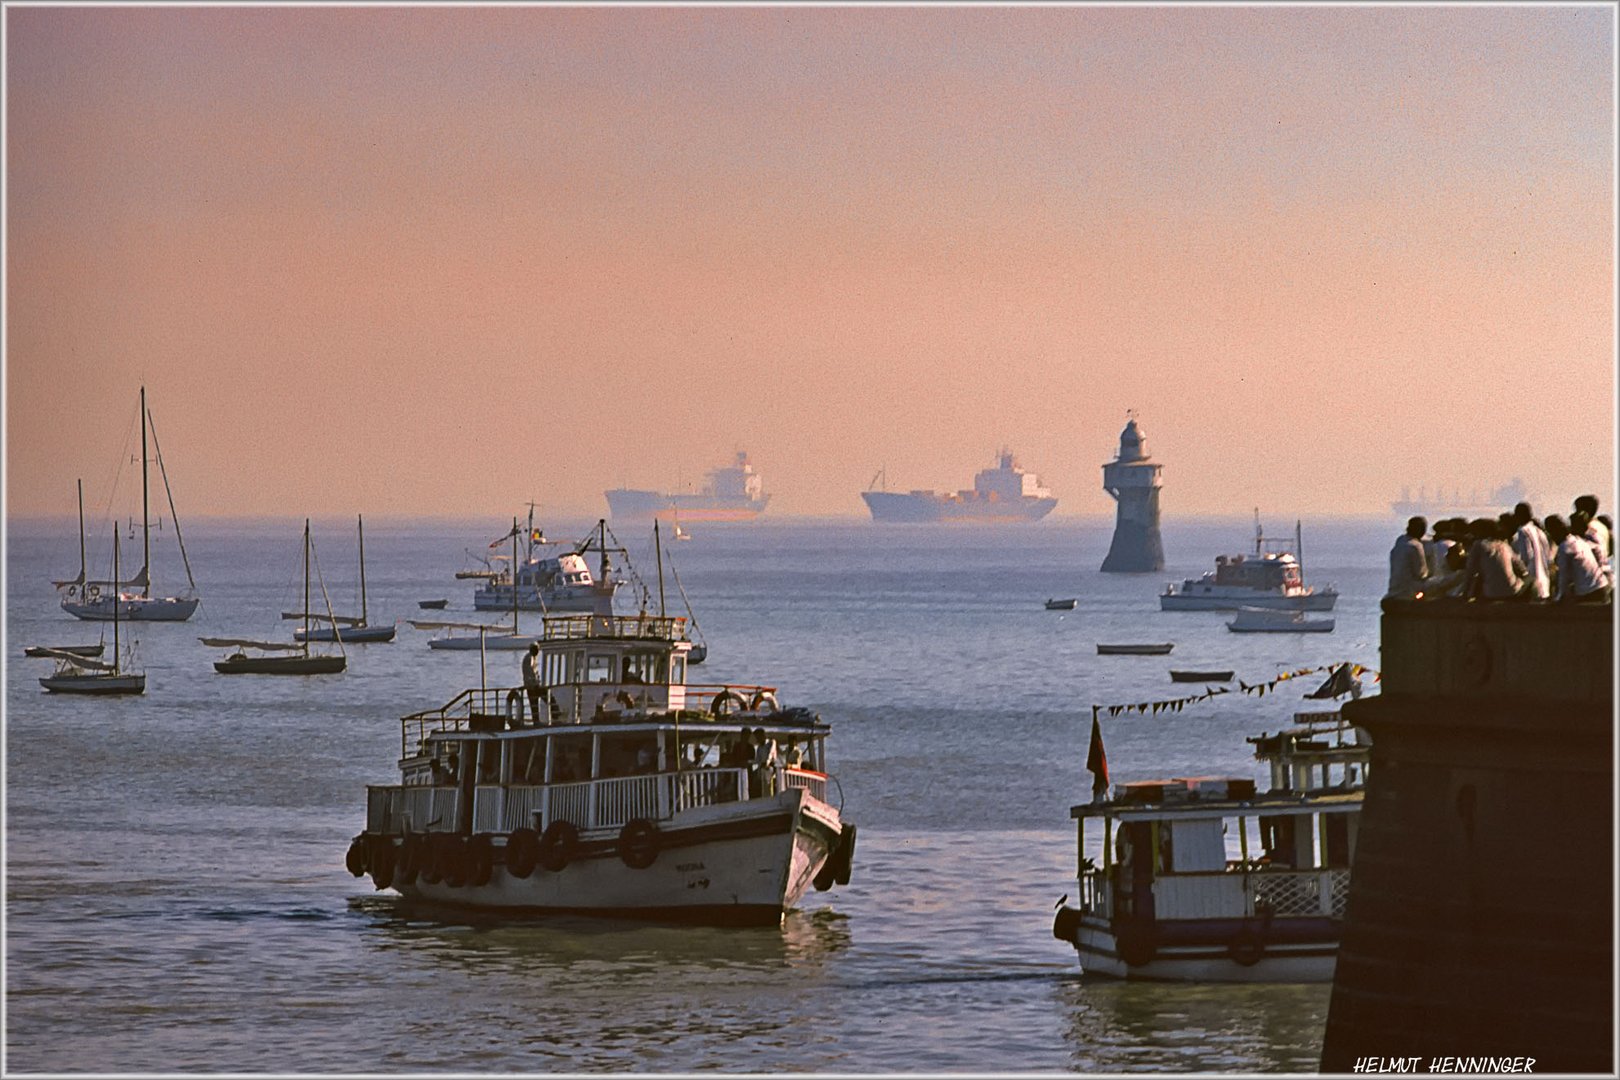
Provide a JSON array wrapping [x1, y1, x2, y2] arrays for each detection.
[[1086, 710, 1109, 800]]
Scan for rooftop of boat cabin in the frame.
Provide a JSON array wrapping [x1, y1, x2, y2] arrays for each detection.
[[1070, 787, 1363, 822]]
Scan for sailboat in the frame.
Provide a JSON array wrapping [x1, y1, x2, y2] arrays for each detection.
[[291, 515, 395, 643], [204, 520, 347, 675], [39, 532, 147, 694], [413, 517, 542, 650], [59, 388, 200, 621], [660, 522, 708, 664]]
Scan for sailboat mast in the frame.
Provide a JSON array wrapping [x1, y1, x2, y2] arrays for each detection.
[[358, 514, 369, 626], [140, 386, 151, 590], [77, 479, 86, 584], [1296, 520, 1306, 587], [303, 519, 312, 650], [654, 521, 666, 617], [598, 519, 608, 582], [113, 530, 121, 672], [512, 517, 520, 633]]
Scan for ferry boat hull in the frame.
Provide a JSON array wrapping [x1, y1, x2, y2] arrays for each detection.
[[1057, 908, 1339, 982], [379, 790, 841, 925]]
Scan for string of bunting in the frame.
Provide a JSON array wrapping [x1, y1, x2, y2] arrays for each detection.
[[1089, 662, 1381, 720]]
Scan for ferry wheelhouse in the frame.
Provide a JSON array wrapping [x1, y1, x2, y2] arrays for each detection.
[[1160, 518, 1338, 612], [1053, 711, 1367, 981], [348, 613, 854, 925]]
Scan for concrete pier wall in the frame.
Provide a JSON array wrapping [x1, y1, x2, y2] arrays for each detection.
[[1320, 600, 1614, 1073]]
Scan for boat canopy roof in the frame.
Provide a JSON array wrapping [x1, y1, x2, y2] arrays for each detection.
[[1071, 788, 1362, 823], [35, 648, 117, 671], [198, 637, 304, 651]]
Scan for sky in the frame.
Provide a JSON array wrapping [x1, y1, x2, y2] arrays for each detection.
[[5, 5, 1615, 522]]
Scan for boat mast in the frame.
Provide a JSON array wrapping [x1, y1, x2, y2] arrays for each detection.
[[77, 479, 86, 585], [140, 386, 151, 592], [358, 514, 369, 626], [512, 517, 521, 634], [654, 521, 666, 617], [1253, 507, 1262, 556], [1296, 520, 1306, 587], [112, 529, 121, 673], [303, 519, 311, 654], [598, 519, 609, 582]]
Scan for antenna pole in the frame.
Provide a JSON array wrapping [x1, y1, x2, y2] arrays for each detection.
[[655, 521, 666, 617], [358, 514, 369, 625]]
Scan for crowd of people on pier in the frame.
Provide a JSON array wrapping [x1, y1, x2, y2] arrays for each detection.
[[1387, 495, 1613, 604]]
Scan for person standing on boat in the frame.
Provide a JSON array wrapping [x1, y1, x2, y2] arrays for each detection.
[[1387, 517, 1430, 598], [1463, 518, 1528, 600], [521, 643, 543, 726]]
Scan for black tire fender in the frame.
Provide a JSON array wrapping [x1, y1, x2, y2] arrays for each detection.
[[538, 820, 579, 873], [504, 827, 540, 879], [345, 835, 368, 878], [617, 819, 660, 869]]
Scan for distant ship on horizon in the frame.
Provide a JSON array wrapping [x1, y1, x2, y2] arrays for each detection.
[[861, 451, 1057, 523], [605, 452, 770, 522], [1390, 478, 1533, 520]]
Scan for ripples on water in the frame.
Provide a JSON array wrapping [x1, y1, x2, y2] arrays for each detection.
[[5, 518, 1383, 1071]]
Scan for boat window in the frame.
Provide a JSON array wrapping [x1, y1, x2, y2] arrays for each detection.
[[542, 651, 568, 686], [598, 731, 660, 778], [548, 733, 592, 784], [678, 733, 720, 768], [672, 655, 687, 685], [621, 652, 665, 684], [511, 737, 547, 785], [586, 654, 613, 683]]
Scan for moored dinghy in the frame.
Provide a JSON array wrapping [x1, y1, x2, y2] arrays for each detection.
[[1046, 598, 1078, 611], [1098, 643, 1174, 656], [346, 610, 855, 924]]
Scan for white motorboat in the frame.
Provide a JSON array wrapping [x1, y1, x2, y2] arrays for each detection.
[[1160, 514, 1337, 612], [347, 610, 855, 925], [39, 532, 146, 695], [1053, 709, 1369, 981], [292, 515, 396, 643], [468, 511, 619, 613], [1227, 608, 1336, 634], [58, 389, 201, 622]]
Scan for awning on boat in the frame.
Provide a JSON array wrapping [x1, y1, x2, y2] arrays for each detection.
[[407, 620, 517, 632], [280, 611, 365, 625], [34, 648, 117, 670], [198, 637, 304, 651]]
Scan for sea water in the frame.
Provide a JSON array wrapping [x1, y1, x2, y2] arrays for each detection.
[[4, 515, 1393, 1072]]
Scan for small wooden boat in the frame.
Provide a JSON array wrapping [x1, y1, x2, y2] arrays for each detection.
[[25, 643, 105, 659], [1045, 598, 1078, 610], [1170, 669, 1235, 683], [417, 599, 449, 610], [1098, 643, 1174, 656]]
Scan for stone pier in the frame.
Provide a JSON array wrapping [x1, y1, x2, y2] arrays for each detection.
[[1320, 600, 1614, 1073]]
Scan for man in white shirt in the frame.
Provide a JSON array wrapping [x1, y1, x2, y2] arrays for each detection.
[[1574, 496, 1608, 558], [1387, 517, 1429, 598], [1548, 515, 1611, 603], [1510, 503, 1552, 600]]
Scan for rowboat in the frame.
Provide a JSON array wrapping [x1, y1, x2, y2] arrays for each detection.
[[1170, 670, 1235, 683], [1098, 644, 1174, 656]]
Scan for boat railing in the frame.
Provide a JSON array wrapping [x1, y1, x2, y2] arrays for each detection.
[[1078, 866, 1112, 917], [369, 764, 801, 836], [1146, 867, 1353, 920], [541, 614, 688, 641], [399, 683, 788, 756]]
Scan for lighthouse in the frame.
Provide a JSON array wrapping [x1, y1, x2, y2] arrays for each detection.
[[1100, 415, 1164, 572]]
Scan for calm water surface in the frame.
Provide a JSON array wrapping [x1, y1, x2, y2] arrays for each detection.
[[6, 516, 1390, 1071]]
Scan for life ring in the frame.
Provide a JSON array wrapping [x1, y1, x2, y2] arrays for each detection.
[[749, 690, 780, 714], [711, 690, 745, 718], [538, 820, 579, 872], [465, 834, 495, 887], [617, 819, 660, 869], [369, 837, 396, 891], [1228, 926, 1266, 967], [65, 584, 79, 599], [345, 835, 368, 878], [504, 827, 540, 879], [395, 834, 423, 886], [506, 689, 524, 725], [87, 585, 101, 601]]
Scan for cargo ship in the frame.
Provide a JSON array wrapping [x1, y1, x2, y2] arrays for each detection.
[[861, 451, 1057, 523], [1389, 478, 1531, 521], [605, 453, 769, 522]]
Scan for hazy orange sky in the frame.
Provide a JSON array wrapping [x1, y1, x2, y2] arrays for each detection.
[[6, 5, 1614, 521]]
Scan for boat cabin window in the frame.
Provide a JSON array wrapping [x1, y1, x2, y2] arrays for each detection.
[[585, 654, 613, 683], [430, 746, 461, 786], [598, 731, 661, 777], [672, 655, 687, 685], [476, 743, 501, 785], [549, 732, 592, 784], [678, 733, 720, 768], [621, 651, 664, 684], [541, 651, 568, 686], [510, 737, 547, 784]]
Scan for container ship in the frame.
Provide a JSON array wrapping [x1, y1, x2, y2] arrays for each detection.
[[1390, 478, 1531, 520], [605, 452, 769, 522], [861, 451, 1057, 523]]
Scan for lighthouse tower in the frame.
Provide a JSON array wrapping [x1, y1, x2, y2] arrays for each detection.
[[1100, 415, 1165, 573]]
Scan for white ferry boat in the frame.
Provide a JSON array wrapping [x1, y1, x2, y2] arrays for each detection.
[[1160, 516, 1337, 611], [469, 516, 619, 613], [1053, 710, 1367, 982], [348, 612, 855, 925]]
